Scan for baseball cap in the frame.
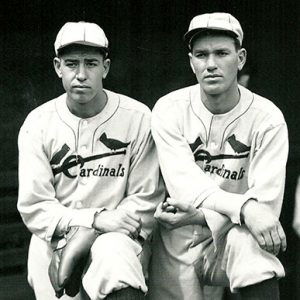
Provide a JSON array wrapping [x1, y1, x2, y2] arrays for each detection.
[[54, 21, 109, 55], [184, 12, 243, 49]]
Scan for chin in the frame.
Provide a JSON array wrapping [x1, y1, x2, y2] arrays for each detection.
[[203, 87, 224, 95], [72, 97, 90, 105], [69, 93, 89, 104]]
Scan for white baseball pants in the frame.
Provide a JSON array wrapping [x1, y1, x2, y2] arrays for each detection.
[[27, 232, 147, 300]]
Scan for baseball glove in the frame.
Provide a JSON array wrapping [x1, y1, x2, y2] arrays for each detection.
[[48, 226, 100, 298]]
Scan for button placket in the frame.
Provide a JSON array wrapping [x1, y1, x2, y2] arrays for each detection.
[[209, 116, 223, 151], [78, 119, 90, 155], [77, 119, 91, 185]]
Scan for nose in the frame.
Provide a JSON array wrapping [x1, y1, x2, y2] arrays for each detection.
[[206, 55, 217, 71], [76, 64, 87, 81]]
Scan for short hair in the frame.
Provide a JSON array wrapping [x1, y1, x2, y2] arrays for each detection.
[[189, 29, 241, 52], [57, 44, 109, 59]]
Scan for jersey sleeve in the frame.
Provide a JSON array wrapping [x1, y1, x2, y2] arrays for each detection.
[[117, 114, 166, 240], [17, 115, 101, 244], [246, 122, 289, 216], [151, 99, 219, 206]]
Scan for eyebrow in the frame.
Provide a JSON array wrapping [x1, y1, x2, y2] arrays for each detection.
[[63, 58, 100, 62], [84, 58, 100, 61], [193, 47, 232, 54], [194, 46, 231, 51]]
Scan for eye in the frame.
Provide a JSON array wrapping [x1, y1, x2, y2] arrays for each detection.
[[86, 62, 98, 67], [194, 52, 207, 58], [217, 51, 229, 57], [65, 62, 77, 68]]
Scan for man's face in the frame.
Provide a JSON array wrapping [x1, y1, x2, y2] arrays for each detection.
[[54, 45, 110, 106], [189, 34, 246, 95]]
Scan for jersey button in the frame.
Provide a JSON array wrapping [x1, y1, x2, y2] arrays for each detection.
[[76, 201, 83, 208]]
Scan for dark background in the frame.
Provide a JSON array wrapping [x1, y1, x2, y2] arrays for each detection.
[[0, 0, 299, 299]]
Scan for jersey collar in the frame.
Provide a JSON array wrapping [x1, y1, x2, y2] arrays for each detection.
[[190, 84, 254, 132], [55, 89, 119, 130]]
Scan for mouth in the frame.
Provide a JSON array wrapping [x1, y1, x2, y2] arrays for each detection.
[[204, 75, 222, 79], [72, 85, 90, 90]]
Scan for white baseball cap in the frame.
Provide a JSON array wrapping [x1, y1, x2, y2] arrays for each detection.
[[184, 12, 243, 49], [54, 21, 109, 55]]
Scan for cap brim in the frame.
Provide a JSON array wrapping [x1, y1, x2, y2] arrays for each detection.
[[56, 41, 108, 55], [183, 28, 239, 48]]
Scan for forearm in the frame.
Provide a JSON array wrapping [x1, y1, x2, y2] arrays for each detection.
[[201, 190, 251, 224], [55, 208, 106, 236], [18, 192, 105, 242]]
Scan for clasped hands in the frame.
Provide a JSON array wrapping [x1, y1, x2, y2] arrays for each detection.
[[92, 209, 142, 241], [154, 197, 206, 230], [155, 197, 287, 255]]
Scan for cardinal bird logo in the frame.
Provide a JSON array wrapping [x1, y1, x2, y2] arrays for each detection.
[[189, 136, 203, 153], [99, 133, 131, 150], [227, 134, 250, 153], [50, 143, 70, 165]]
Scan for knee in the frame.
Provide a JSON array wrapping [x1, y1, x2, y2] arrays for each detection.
[[91, 232, 130, 257], [226, 225, 257, 251], [223, 226, 285, 292]]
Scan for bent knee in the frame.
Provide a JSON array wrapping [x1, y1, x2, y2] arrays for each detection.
[[226, 225, 257, 250], [91, 232, 131, 254], [90, 232, 142, 262]]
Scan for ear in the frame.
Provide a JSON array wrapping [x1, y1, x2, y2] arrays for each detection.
[[102, 58, 111, 79], [188, 52, 196, 74], [53, 57, 62, 78], [237, 48, 247, 71]]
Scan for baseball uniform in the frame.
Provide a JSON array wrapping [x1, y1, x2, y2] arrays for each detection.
[[18, 89, 165, 300], [148, 83, 288, 300]]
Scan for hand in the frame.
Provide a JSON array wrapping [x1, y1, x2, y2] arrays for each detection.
[[241, 200, 287, 255], [155, 198, 206, 230], [162, 199, 178, 213], [92, 209, 142, 239]]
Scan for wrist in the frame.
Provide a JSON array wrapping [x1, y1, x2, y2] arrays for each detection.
[[240, 198, 257, 223], [92, 209, 107, 233], [204, 191, 250, 224], [194, 209, 207, 226]]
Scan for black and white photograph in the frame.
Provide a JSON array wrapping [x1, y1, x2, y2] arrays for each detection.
[[0, 1, 298, 299]]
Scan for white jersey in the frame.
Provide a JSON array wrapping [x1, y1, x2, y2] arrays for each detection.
[[148, 83, 288, 300], [18, 89, 164, 245], [152, 83, 288, 215]]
